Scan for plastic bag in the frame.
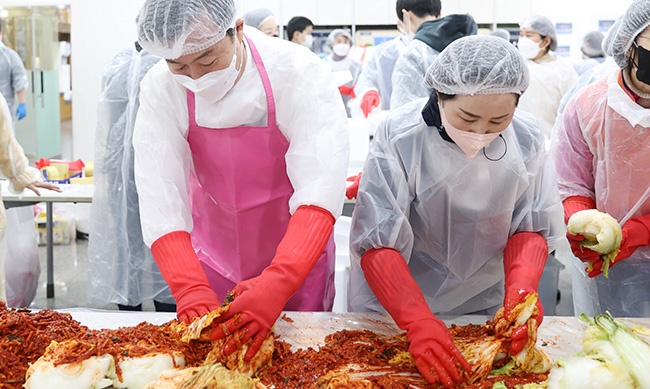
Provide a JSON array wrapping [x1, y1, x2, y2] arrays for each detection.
[[4, 206, 40, 308]]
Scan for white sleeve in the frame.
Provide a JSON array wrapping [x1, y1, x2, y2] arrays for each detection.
[[275, 50, 350, 218], [133, 68, 193, 247]]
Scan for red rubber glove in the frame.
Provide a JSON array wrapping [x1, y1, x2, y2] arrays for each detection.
[[586, 215, 650, 277], [339, 85, 356, 98], [361, 248, 470, 387], [345, 172, 362, 200], [503, 232, 547, 355], [210, 205, 334, 361], [151, 231, 220, 323], [563, 196, 601, 263], [360, 90, 380, 118]]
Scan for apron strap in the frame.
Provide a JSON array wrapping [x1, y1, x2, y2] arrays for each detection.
[[244, 34, 277, 127], [186, 34, 277, 128]]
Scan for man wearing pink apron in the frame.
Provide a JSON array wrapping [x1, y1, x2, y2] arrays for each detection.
[[134, 0, 349, 362]]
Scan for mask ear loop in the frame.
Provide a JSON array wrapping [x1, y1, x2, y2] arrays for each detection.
[[483, 134, 507, 161]]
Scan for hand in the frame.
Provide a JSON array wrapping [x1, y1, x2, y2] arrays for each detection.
[[338, 85, 356, 98], [566, 231, 601, 263], [176, 284, 221, 323], [407, 318, 471, 387], [210, 206, 335, 361], [361, 248, 470, 387], [502, 232, 547, 354], [16, 103, 26, 120], [360, 90, 380, 118], [210, 274, 281, 361], [27, 181, 61, 196], [586, 217, 650, 277], [345, 172, 362, 200], [150, 231, 221, 324], [503, 288, 543, 354]]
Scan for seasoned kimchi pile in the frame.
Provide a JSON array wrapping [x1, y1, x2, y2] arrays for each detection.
[[0, 292, 550, 389]]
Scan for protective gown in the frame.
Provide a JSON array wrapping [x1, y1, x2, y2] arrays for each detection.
[[324, 54, 361, 117], [133, 27, 348, 295], [0, 42, 27, 111], [87, 46, 174, 307], [353, 36, 407, 111], [349, 95, 564, 314], [517, 54, 578, 141], [554, 69, 650, 317], [390, 14, 477, 109]]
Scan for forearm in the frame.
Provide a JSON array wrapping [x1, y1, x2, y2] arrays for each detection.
[[16, 89, 25, 104]]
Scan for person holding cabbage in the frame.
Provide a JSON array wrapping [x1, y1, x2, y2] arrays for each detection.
[[554, 0, 650, 318], [348, 35, 564, 387]]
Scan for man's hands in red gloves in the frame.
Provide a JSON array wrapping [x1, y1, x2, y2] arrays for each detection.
[[209, 206, 334, 361], [150, 231, 220, 323]]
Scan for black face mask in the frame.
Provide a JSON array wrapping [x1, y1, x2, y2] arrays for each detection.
[[633, 41, 650, 86]]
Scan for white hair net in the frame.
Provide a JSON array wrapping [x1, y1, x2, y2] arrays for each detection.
[[582, 31, 605, 57], [602, 17, 622, 57], [519, 15, 558, 51], [243, 8, 275, 29], [326, 29, 353, 48], [137, 0, 237, 59], [610, 0, 650, 68], [424, 35, 530, 96], [490, 28, 511, 41]]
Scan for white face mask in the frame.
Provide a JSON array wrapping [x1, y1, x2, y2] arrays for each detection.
[[332, 43, 351, 57], [517, 37, 542, 59], [440, 106, 502, 158], [302, 34, 314, 49], [172, 44, 241, 103]]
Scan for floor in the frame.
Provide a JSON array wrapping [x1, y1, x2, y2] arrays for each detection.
[[23, 120, 575, 316]]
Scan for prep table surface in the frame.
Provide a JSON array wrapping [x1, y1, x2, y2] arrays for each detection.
[[61, 310, 650, 361]]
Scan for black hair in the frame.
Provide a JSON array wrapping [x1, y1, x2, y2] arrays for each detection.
[[286, 16, 313, 41], [438, 91, 521, 106], [395, 0, 441, 21]]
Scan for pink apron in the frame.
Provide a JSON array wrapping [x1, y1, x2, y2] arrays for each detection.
[[186, 35, 335, 311]]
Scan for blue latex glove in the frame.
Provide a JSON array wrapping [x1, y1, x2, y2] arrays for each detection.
[[16, 103, 26, 120]]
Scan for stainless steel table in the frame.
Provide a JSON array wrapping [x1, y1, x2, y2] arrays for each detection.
[[2, 182, 94, 298]]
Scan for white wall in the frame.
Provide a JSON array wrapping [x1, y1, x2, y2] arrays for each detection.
[[67, 0, 633, 162]]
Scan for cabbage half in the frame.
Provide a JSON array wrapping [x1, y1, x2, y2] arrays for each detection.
[[546, 313, 650, 389], [567, 209, 622, 277]]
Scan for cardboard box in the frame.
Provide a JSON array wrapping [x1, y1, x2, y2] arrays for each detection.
[[35, 213, 74, 246]]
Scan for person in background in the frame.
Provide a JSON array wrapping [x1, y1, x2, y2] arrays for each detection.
[[349, 35, 563, 387], [557, 19, 620, 116], [87, 41, 176, 313], [352, 19, 409, 118], [324, 28, 361, 117], [0, 93, 59, 303], [390, 0, 477, 109], [0, 22, 27, 122], [516, 15, 578, 142], [287, 16, 314, 49], [554, 0, 650, 317], [573, 30, 607, 76], [243, 8, 278, 37], [491, 28, 511, 41], [134, 0, 348, 360]]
